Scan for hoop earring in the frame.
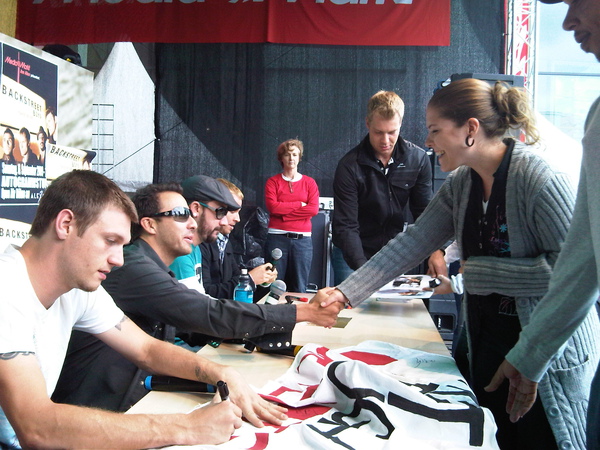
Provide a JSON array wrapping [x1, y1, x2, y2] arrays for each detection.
[[465, 135, 475, 147]]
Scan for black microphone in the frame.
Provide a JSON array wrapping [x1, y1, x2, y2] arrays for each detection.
[[144, 375, 217, 393], [264, 279, 287, 305], [268, 248, 282, 271]]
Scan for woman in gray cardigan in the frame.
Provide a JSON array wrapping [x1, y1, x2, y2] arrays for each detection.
[[315, 78, 600, 449]]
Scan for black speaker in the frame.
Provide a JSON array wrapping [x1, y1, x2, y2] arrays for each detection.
[[450, 73, 524, 87]]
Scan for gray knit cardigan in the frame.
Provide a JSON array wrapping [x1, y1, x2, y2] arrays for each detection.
[[338, 143, 600, 449]]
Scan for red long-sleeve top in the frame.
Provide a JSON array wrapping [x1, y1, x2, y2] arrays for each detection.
[[264, 173, 320, 233]]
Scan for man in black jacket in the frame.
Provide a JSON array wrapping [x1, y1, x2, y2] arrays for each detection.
[[332, 90, 445, 282], [52, 181, 342, 412], [201, 178, 276, 299]]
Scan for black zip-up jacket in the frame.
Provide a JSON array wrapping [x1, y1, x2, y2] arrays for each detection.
[[332, 134, 432, 270]]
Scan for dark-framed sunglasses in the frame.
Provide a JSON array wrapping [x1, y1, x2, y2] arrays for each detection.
[[198, 202, 228, 220], [149, 206, 192, 223]]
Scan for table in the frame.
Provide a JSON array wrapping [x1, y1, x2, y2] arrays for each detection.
[[128, 296, 449, 415]]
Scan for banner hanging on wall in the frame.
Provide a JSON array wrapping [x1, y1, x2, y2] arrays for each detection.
[[16, 0, 450, 47]]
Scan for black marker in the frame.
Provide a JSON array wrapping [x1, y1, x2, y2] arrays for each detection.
[[217, 380, 229, 401]]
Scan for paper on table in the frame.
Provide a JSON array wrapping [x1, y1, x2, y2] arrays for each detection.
[[374, 274, 435, 301]]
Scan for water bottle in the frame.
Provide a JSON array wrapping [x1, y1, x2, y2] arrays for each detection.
[[234, 268, 254, 303]]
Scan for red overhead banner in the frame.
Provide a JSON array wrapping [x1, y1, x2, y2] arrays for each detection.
[[16, 0, 450, 47]]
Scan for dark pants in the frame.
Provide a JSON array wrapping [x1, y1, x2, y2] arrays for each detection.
[[331, 245, 353, 285], [265, 233, 313, 293], [466, 294, 557, 450], [470, 335, 557, 450]]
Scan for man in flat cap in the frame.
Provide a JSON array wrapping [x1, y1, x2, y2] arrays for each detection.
[[170, 174, 241, 294], [486, 1, 600, 449], [53, 178, 343, 413]]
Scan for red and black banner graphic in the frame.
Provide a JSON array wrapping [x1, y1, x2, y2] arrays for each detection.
[[17, 0, 450, 47]]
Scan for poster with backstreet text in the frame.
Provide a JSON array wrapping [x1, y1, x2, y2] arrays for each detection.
[[0, 43, 53, 205]]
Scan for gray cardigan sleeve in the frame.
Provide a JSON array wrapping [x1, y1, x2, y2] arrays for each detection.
[[506, 156, 600, 381], [337, 175, 456, 306]]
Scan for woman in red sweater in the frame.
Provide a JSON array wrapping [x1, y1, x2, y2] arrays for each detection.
[[264, 139, 319, 293]]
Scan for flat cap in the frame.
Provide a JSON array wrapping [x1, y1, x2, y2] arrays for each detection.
[[181, 175, 240, 211]]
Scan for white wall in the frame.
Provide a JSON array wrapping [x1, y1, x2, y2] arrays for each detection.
[[93, 42, 154, 192]]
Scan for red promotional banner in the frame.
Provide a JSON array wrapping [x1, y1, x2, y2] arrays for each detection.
[[16, 0, 450, 47]]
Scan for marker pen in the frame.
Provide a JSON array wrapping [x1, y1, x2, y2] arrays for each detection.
[[217, 380, 229, 401]]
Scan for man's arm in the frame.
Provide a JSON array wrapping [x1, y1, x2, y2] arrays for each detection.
[[97, 316, 288, 428], [106, 254, 297, 338], [407, 148, 433, 221], [332, 160, 368, 269], [107, 252, 339, 338], [0, 347, 243, 449]]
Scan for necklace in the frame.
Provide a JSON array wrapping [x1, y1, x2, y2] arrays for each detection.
[[282, 173, 300, 193]]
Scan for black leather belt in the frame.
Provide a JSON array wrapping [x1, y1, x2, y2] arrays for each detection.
[[285, 232, 305, 239]]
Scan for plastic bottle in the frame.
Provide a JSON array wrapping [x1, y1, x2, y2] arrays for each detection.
[[234, 268, 254, 303]]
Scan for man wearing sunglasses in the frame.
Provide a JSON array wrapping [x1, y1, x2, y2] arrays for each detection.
[[170, 175, 243, 295], [0, 171, 262, 449], [53, 178, 343, 415], [197, 178, 277, 299]]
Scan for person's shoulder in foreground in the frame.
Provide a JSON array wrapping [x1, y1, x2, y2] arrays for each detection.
[[486, 2, 600, 446]]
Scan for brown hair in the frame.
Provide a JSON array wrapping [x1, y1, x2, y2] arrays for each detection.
[[428, 78, 539, 144], [276, 139, 304, 166], [366, 90, 405, 123], [29, 170, 138, 237]]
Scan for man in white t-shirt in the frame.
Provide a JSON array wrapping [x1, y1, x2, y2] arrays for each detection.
[[0, 170, 287, 449]]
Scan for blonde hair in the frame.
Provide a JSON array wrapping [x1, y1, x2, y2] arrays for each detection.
[[217, 178, 244, 201], [367, 91, 405, 123]]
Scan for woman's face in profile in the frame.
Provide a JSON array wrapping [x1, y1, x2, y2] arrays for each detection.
[[425, 106, 467, 173]]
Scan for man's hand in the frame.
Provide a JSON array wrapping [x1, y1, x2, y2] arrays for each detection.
[[427, 250, 447, 278], [184, 400, 243, 444], [249, 264, 278, 286], [297, 294, 344, 327], [220, 366, 288, 428], [424, 274, 453, 295], [311, 287, 348, 308], [485, 359, 538, 423]]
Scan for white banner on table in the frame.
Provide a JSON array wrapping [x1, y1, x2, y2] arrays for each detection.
[[183, 341, 499, 449]]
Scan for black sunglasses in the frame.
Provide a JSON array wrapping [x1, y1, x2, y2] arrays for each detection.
[[149, 206, 192, 223], [198, 202, 228, 220]]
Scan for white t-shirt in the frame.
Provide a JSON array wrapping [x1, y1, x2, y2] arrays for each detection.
[[0, 245, 125, 447]]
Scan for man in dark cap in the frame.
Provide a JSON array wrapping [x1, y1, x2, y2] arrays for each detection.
[[487, 1, 600, 449], [53, 178, 342, 413], [170, 174, 241, 293]]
